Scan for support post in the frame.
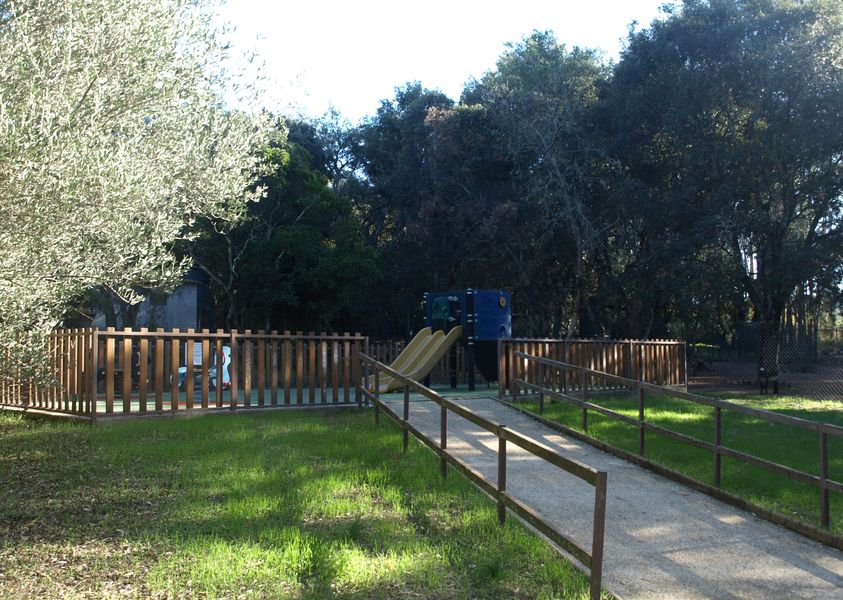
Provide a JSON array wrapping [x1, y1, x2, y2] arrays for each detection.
[[498, 339, 504, 398], [466, 289, 476, 392], [638, 384, 646, 456], [497, 425, 507, 525], [714, 406, 722, 487], [363, 338, 370, 406], [374, 369, 380, 426], [89, 329, 99, 423], [440, 404, 447, 478], [820, 426, 830, 529], [403, 382, 410, 452], [581, 370, 588, 432], [590, 471, 608, 600], [229, 330, 239, 410], [538, 359, 545, 414]]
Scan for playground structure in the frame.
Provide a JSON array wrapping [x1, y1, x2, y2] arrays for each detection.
[[424, 289, 511, 390], [0, 288, 685, 421], [371, 326, 463, 393]]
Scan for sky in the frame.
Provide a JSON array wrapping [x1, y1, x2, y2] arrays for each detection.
[[218, 0, 671, 124]]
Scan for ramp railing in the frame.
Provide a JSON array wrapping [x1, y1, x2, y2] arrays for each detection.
[[361, 354, 608, 600], [511, 351, 843, 545]]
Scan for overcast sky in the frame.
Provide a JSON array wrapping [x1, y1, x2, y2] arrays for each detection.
[[218, 0, 671, 123]]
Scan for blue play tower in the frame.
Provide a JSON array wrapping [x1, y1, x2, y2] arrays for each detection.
[[423, 289, 512, 390]]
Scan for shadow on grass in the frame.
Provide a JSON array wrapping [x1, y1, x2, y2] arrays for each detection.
[[0, 409, 596, 599]]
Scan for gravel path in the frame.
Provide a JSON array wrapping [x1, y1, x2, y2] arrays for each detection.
[[382, 396, 843, 599]]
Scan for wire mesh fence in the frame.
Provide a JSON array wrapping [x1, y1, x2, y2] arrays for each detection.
[[690, 321, 843, 400]]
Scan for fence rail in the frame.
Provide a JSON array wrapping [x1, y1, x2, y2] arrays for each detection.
[[360, 353, 608, 600], [498, 338, 686, 398], [1, 328, 366, 419], [511, 351, 843, 536]]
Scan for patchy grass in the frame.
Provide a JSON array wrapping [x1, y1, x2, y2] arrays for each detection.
[[0, 409, 601, 599], [519, 392, 843, 535]]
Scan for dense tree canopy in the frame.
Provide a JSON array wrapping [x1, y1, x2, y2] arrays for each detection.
[[169, 0, 843, 362], [9, 0, 835, 378]]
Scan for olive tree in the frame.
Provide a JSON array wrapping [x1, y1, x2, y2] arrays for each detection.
[[0, 0, 275, 370]]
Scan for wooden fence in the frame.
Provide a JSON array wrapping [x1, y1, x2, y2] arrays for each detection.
[[510, 351, 843, 549], [0, 328, 366, 419], [360, 353, 607, 600], [499, 338, 686, 397]]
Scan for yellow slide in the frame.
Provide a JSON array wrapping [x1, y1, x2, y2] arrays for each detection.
[[388, 327, 433, 373], [376, 326, 463, 393], [375, 329, 442, 391]]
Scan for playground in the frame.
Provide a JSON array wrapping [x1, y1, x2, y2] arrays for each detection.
[[3, 289, 843, 598]]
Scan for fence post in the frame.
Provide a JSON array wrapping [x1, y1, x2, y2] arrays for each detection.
[[590, 471, 608, 600], [563, 340, 569, 394], [374, 368, 380, 426], [403, 382, 410, 452], [581, 369, 588, 432], [89, 329, 99, 423], [364, 337, 370, 406], [440, 403, 447, 478], [497, 425, 507, 525], [538, 359, 545, 414], [714, 406, 722, 487], [230, 330, 239, 410], [820, 425, 830, 529], [498, 339, 504, 399], [354, 333, 363, 408], [638, 384, 645, 456], [510, 343, 517, 403]]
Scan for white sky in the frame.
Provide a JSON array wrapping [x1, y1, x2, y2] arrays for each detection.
[[218, 0, 671, 123]]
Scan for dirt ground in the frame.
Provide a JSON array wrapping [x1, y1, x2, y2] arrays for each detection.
[[689, 354, 843, 401]]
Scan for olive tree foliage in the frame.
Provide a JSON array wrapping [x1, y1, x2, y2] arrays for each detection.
[[0, 0, 274, 371]]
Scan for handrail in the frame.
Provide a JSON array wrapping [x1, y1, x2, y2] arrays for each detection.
[[360, 353, 607, 600], [512, 350, 843, 532]]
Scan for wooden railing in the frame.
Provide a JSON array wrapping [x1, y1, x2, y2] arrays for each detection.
[[361, 353, 608, 600], [0, 329, 97, 417], [499, 338, 687, 396], [512, 351, 843, 540], [0, 328, 366, 419]]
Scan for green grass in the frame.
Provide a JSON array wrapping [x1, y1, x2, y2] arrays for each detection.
[[519, 392, 843, 535], [0, 409, 601, 599]]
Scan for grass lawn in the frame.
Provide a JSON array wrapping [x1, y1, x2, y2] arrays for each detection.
[[0, 409, 600, 599], [518, 392, 843, 535]]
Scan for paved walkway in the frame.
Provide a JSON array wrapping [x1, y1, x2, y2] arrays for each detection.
[[382, 396, 843, 599]]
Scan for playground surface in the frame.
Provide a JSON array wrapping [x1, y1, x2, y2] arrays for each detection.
[[382, 395, 843, 599]]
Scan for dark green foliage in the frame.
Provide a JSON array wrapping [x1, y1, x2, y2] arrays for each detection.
[[187, 0, 843, 348]]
